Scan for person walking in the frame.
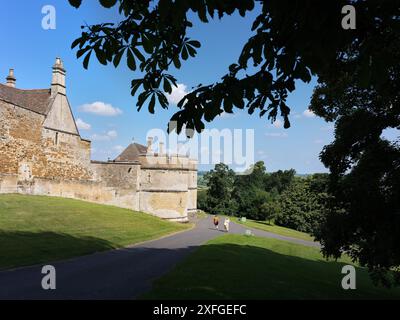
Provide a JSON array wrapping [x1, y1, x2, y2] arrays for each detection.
[[224, 217, 230, 232], [213, 215, 219, 230]]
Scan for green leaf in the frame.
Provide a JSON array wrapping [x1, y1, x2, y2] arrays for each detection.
[[173, 56, 181, 69], [187, 40, 201, 48], [83, 51, 92, 70], [158, 0, 171, 19], [137, 91, 151, 111], [197, 1, 208, 22], [142, 34, 153, 54], [186, 45, 197, 57], [132, 47, 145, 62], [95, 48, 107, 65], [77, 47, 90, 59], [127, 48, 136, 71], [181, 46, 189, 60], [157, 92, 169, 109], [149, 94, 156, 114], [113, 49, 124, 67], [99, 0, 117, 8], [71, 38, 81, 49], [131, 79, 142, 96], [163, 78, 172, 94], [68, 0, 82, 8]]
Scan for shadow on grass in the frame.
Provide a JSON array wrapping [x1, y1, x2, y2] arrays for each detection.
[[0, 230, 116, 270], [1, 232, 400, 300], [141, 243, 400, 300]]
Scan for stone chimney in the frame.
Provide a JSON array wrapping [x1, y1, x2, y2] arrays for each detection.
[[159, 141, 165, 155], [51, 57, 66, 95], [147, 137, 153, 153], [6, 69, 16, 88]]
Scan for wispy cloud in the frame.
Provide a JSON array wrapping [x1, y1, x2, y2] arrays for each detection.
[[165, 83, 189, 105], [76, 118, 91, 130], [91, 130, 118, 141], [303, 109, 316, 118], [265, 132, 288, 138], [80, 101, 122, 116], [257, 150, 269, 159], [220, 112, 237, 118], [273, 119, 283, 128]]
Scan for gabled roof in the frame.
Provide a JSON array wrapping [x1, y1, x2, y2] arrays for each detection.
[[115, 143, 147, 162], [0, 83, 52, 115]]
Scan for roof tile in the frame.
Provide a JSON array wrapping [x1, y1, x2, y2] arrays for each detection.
[[0, 83, 52, 115]]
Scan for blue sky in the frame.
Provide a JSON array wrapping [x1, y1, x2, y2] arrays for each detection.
[[0, 0, 337, 173]]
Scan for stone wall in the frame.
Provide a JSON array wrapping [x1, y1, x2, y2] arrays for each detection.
[[0, 98, 197, 222], [0, 100, 92, 181], [90, 161, 141, 209]]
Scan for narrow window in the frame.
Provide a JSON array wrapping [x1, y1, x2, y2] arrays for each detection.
[[55, 132, 59, 145]]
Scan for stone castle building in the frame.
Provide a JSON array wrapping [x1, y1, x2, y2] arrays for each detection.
[[0, 58, 197, 222]]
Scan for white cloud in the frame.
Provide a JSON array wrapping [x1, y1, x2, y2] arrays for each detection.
[[303, 109, 315, 118], [265, 132, 288, 138], [273, 119, 283, 128], [314, 139, 324, 144], [113, 145, 125, 153], [91, 130, 118, 141], [257, 150, 269, 159], [166, 83, 189, 105], [220, 112, 236, 118], [80, 101, 122, 116], [76, 118, 91, 130], [107, 130, 118, 138]]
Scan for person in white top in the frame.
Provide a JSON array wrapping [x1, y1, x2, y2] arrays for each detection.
[[224, 217, 231, 232]]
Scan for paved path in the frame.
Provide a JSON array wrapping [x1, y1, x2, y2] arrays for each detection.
[[0, 217, 319, 299]]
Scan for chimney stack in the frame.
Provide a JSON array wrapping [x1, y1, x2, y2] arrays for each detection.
[[51, 57, 66, 95], [159, 141, 165, 155], [147, 137, 153, 153], [6, 69, 16, 88]]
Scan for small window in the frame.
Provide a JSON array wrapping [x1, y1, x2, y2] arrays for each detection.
[[55, 132, 59, 145]]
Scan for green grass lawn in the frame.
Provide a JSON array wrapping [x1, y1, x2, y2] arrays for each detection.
[[235, 218, 315, 241], [142, 234, 400, 299], [0, 194, 190, 270]]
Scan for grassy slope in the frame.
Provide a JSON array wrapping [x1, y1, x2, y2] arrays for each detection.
[[0, 194, 189, 270], [235, 218, 314, 241], [142, 234, 400, 299]]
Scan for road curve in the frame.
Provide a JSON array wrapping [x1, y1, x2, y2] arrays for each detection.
[[0, 217, 318, 299]]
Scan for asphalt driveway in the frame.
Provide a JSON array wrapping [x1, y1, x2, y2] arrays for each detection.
[[0, 217, 318, 299]]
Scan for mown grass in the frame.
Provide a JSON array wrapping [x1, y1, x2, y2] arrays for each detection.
[[0, 194, 190, 270], [235, 218, 314, 241], [142, 234, 400, 299]]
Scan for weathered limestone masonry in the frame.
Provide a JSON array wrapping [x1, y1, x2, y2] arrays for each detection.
[[0, 58, 197, 222]]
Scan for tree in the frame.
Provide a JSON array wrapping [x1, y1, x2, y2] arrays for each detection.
[[69, 0, 400, 285], [232, 161, 270, 219], [306, 2, 400, 285], [197, 189, 208, 212], [204, 163, 236, 215], [275, 177, 325, 234], [67, 0, 396, 135], [264, 169, 296, 194], [259, 202, 278, 225]]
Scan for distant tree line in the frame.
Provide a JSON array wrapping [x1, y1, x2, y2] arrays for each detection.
[[197, 162, 330, 235]]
